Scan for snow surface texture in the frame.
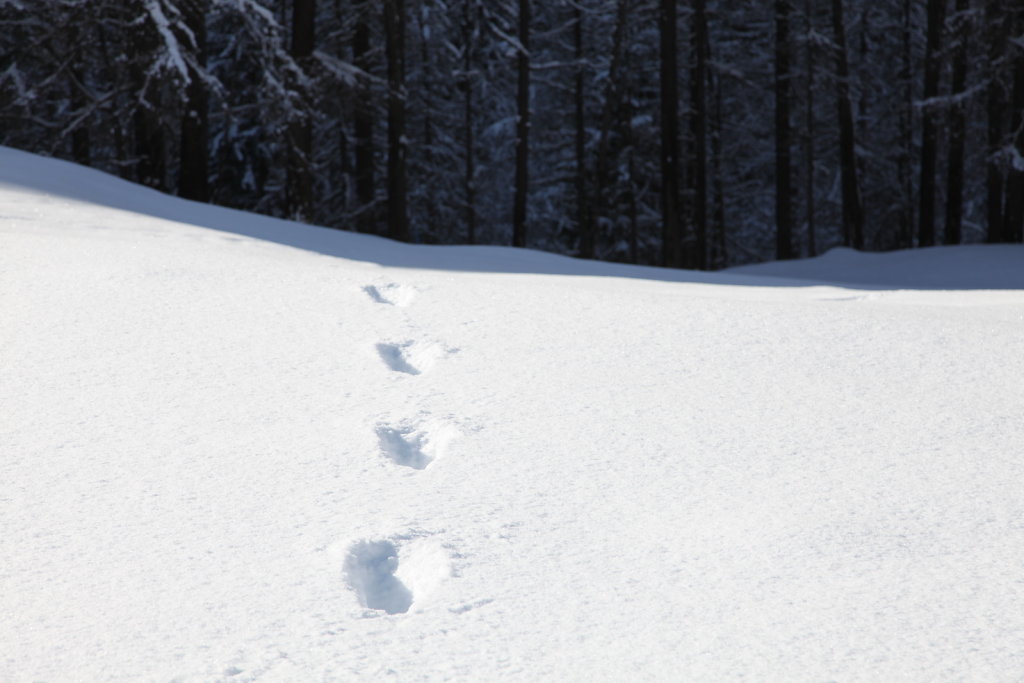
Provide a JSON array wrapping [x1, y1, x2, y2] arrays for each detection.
[[2, 145, 1024, 680]]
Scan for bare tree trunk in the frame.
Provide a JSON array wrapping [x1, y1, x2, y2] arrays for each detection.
[[986, 0, 1007, 243], [97, 20, 130, 180], [692, 0, 709, 269], [286, 0, 315, 220], [775, 0, 793, 260], [591, 0, 630, 260], [512, 0, 531, 248], [660, 0, 682, 267], [385, 0, 409, 241], [179, 0, 209, 202], [353, 1, 377, 233], [67, 12, 91, 167], [918, 0, 946, 247], [133, 104, 166, 192], [627, 133, 640, 264], [710, 54, 727, 268], [417, 11, 440, 238], [831, 0, 863, 249], [132, 7, 166, 192], [1005, 7, 1024, 242], [898, 0, 914, 248], [574, 2, 589, 257], [944, 0, 968, 245], [462, 0, 477, 244], [803, 0, 816, 257]]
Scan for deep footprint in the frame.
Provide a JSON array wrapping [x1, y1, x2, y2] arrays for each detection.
[[375, 340, 447, 375], [344, 540, 413, 614], [363, 283, 417, 307], [375, 420, 459, 470]]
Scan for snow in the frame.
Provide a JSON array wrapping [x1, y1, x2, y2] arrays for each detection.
[[2, 145, 1024, 680]]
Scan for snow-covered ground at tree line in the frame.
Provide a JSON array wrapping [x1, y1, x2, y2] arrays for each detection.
[[2, 145, 1024, 681]]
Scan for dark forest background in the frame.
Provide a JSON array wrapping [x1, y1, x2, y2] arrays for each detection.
[[2, 0, 1023, 269]]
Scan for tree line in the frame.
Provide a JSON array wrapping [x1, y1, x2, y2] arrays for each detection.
[[2, 0, 1023, 269]]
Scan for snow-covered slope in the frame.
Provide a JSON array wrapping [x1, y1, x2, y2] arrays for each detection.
[[2, 147, 1024, 681]]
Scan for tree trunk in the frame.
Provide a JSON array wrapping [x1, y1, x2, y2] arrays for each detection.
[[803, 0, 816, 257], [462, 0, 477, 244], [418, 11, 439, 239], [575, 3, 590, 258], [591, 0, 630, 260], [627, 123, 640, 264], [179, 0, 209, 203], [384, 0, 409, 241], [831, 0, 863, 249], [1005, 7, 1024, 242], [775, 0, 793, 260], [286, 0, 315, 220], [986, 0, 1007, 243], [353, 1, 376, 234], [692, 0, 709, 269], [898, 0, 914, 248], [659, 0, 682, 268], [68, 21, 91, 167], [132, 10, 166, 192], [710, 47, 727, 268], [918, 0, 946, 247], [512, 0, 531, 248], [944, 0, 968, 245]]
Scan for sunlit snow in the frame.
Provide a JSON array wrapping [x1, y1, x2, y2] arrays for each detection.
[[2, 146, 1023, 680]]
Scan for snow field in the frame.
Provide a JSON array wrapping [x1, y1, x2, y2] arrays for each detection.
[[2, 147, 1024, 680]]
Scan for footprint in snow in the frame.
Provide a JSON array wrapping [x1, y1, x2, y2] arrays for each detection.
[[364, 283, 418, 307], [344, 540, 413, 614], [343, 535, 454, 615], [376, 418, 460, 470], [376, 340, 452, 375]]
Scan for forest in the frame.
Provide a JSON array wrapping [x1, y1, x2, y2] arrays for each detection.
[[2, 0, 1023, 269]]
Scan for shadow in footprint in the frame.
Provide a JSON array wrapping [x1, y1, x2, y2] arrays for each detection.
[[375, 343, 420, 375], [376, 425, 430, 470], [376, 341, 448, 375], [375, 419, 460, 470], [364, 283, 417, 307], [344, 540, 413, 614]]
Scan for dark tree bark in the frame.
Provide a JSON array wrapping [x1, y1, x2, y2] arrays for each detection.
[[417, 10, 440, 238], [590, 0, 630, 260], [286, 0, 315, 220], [659, 0, 682, 268], [710, 49, 727, 268], [803, 0, 816, 257], [944, 0, 969, 245], [132, 105, 165, 192], [462, 0, 477, 244], [353, 1, 377, 234], [774, 0, 793, 260], [68, 28, 91, 166], [918, 0, 946, 247], [384, 0, 409, 241], [575, 2, 590, 258], [70, 85, 91, 166], [1005, 7, 1024, 242], [898, 0, 914, 248], [986, 0, 1007, 243], [179, 0, 209, 203], [627, 122, 640, 264], [62, 2, 92, 167], [831, 0, 863, 249], [132, 7, 166, 192], [691, 0, 709, 269], [512, 0, 531, 248]]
